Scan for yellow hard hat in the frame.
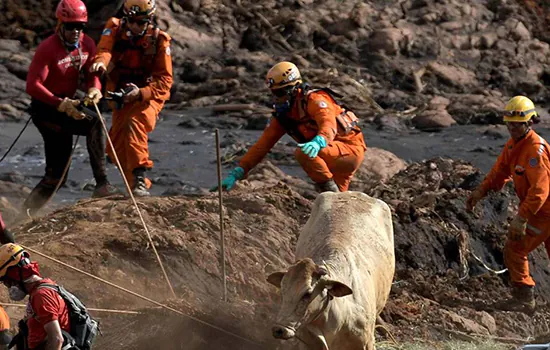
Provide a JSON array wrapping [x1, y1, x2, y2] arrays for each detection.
[[123, 0, 156, 17], [266, 62, 302, 90], [503, 96, 537, 123], [0, 244, 25, 279]]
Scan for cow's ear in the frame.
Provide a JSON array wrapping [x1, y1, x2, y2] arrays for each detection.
[[325, 280, 353, 297], [267, 271, 286, 288]]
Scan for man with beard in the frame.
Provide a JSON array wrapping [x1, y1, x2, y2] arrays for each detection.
[[23, 0, 119, 216]]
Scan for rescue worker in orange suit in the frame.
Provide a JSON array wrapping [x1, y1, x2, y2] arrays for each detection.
[[90, 0, 173, 197], [23, 0, 119, 215], [0, 305, 10, 350], [214, 62, 366, 193], [466, 96, 550, 314]]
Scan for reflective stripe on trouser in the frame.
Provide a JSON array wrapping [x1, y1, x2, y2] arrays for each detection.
[[504, 214, 550, 287], [107, 99, 163, 188], [294, 141, 365, 192]]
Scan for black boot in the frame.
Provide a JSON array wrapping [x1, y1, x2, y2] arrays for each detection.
[[315, 179, 340, 193], [21, 179, 59, 216]]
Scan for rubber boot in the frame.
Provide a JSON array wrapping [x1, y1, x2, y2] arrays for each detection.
[[315, 179, 340, 193], [21, 179, 59, 216]]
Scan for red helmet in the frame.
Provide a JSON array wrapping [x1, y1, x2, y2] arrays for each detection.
[[56, 0, 88, 23]]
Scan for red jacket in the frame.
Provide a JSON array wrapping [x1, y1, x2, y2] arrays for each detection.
[[26, 33, 100, 108]]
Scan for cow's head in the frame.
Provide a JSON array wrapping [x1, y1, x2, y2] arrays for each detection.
[[267, 258, 353, 340]]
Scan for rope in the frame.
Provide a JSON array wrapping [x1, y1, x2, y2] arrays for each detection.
[[1, 302, 141, 315], [0, 115, 32, 164], [92, 102, 176, 298], [469, 250, 508, 275], [39, 135, 80, 213], [20, 245, 262, 348]]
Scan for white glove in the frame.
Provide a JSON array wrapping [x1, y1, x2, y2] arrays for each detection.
[[90, 62, 106, 74], [57, 98, 86, 120]]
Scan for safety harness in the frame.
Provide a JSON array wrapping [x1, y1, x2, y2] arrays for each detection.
[[108, 18, 161, 87], [273, 83, 360, 143]]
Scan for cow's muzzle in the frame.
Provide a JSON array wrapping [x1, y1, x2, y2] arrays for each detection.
[[272, 325, 296, 339]]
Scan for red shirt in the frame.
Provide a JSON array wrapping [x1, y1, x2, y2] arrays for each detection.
[[26, 33, 101, 108], [26, 278, 70, 349]]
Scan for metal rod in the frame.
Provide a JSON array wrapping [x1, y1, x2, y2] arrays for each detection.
[[215, 129, 227, 302], [92, 102, 176, 298]]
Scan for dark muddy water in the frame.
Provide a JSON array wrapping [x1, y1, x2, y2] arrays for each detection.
[[1, 107, 550, 209]]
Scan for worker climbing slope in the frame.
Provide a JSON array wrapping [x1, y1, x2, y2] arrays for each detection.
[[466, 96, 550, 314], [0, 244, 98, 350], [213, 62, 367, 193], [90, 0, 173, 197], [23, 0, 119, 216]]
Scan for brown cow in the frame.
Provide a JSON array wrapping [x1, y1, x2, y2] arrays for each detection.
[[267, 191, 395, 350]]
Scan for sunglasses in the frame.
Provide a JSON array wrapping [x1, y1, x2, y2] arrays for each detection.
[[504, 109, 535, 117], [64, 22, 86, 31], [127, 17, 150, 25]]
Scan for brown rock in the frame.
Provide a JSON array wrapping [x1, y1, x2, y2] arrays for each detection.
[[479, 32, 498, 49], [473, 311, 497, 334], [426, 62, 477, 88], [441, 309, 489, 335], [368, 28, 405, 55], [412, 110, 456, 130], [429, 96, 451, 110], [349, 148, 407, 192], [510, 21, 531, 41]]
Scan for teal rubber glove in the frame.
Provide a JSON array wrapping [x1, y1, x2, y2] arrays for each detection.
[[210, 167, 245, 192], [298, 135, 327, 159]]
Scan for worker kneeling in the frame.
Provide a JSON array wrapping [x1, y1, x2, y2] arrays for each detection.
[[466, 96, 550, 315], [215, 62, 366, 193], [0, 244, 98, 350]]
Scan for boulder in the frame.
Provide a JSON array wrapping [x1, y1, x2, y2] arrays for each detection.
[[349, 148, 407, 192], [412, 110, 456, 130]]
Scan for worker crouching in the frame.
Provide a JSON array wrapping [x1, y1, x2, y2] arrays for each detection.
[[214, 62, 366, 193]]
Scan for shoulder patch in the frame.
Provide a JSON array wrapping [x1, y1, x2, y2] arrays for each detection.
[[529, 157, 539, 167], [318, 101, 328, 108], [165, 46, 171, 56], [102, 28, 112, 36]]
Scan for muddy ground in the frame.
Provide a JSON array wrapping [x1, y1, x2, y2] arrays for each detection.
[[3, 0, 550, 348]]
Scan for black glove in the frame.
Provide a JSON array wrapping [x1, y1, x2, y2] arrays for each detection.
[[0, 228, 15, 244]]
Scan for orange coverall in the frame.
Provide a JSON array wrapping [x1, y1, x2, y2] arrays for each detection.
[[479, 129, 550, 287], [93, 17, 173, 188], [239, 89, 366, 191]]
